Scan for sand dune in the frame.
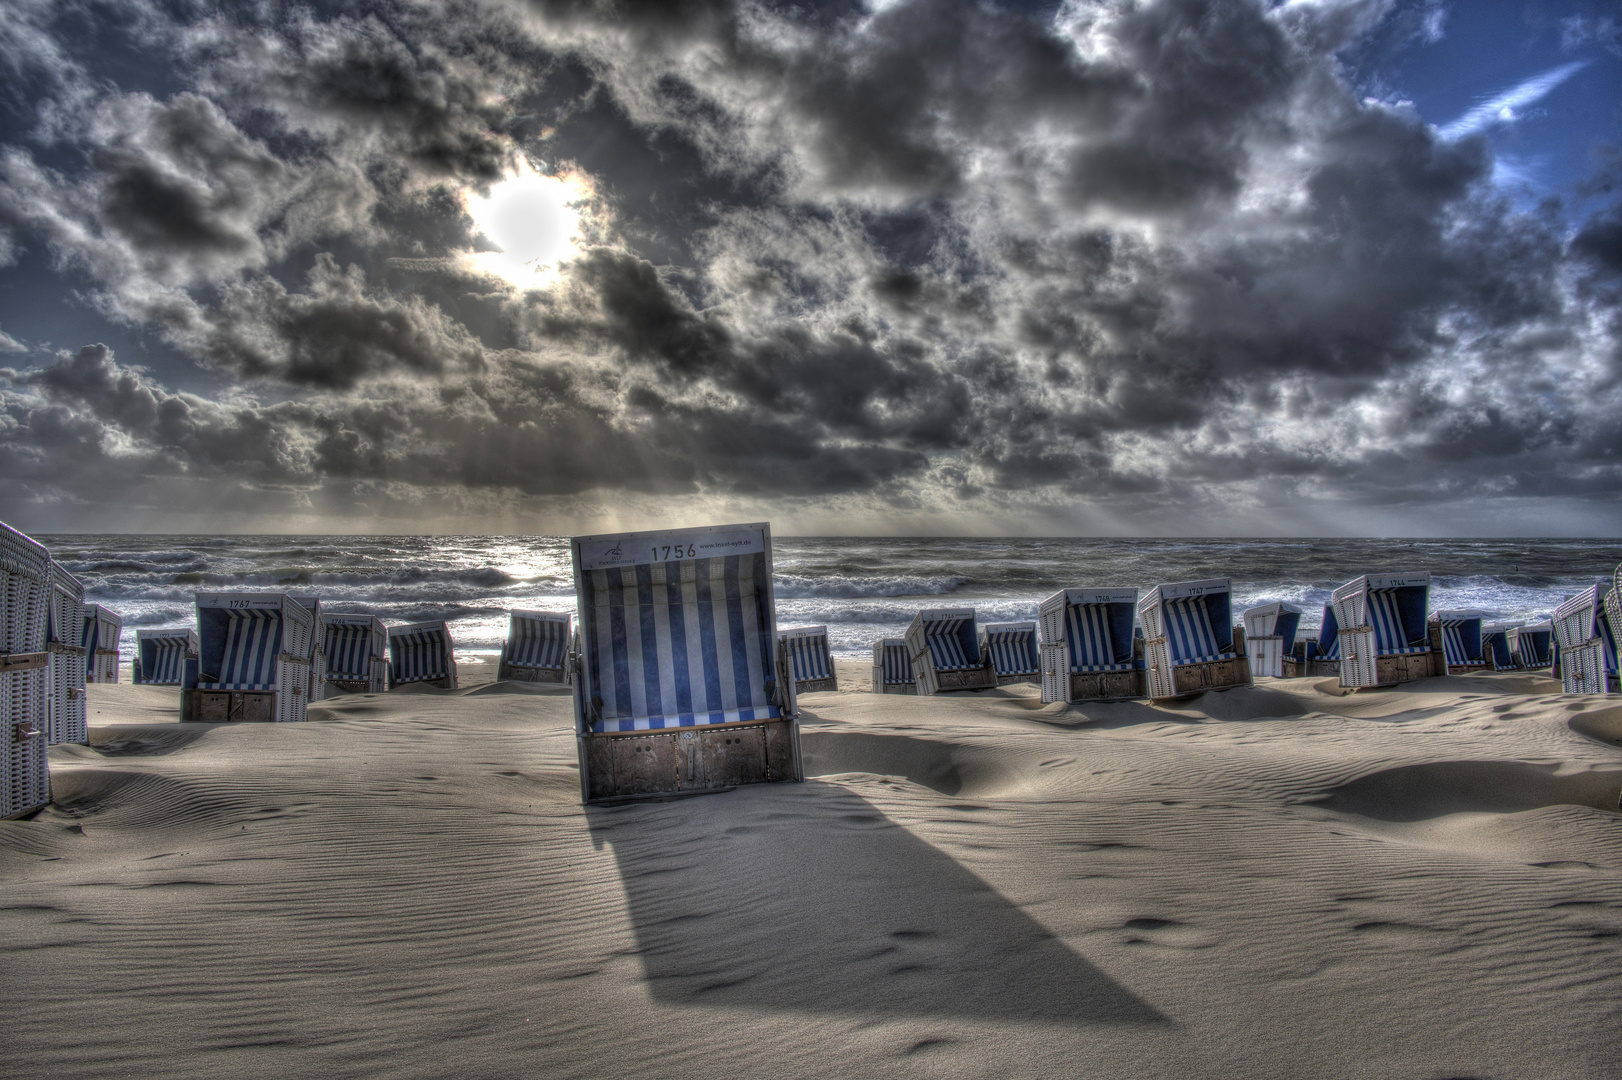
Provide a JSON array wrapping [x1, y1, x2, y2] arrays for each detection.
[[4, 662, 1622, 1078]]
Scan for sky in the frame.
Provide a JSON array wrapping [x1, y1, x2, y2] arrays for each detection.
[[0, 0, 1620, 537]]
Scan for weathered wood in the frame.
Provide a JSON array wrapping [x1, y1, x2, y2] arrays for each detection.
[[1066, 669, 1145, 700], [0, 652, 47, 674]]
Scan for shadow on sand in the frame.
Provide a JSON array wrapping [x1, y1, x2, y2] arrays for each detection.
[[586, 781, 1164, 1025]]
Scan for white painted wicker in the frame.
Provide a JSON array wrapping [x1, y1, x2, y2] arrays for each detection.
[[45, 561, 87, 744], [1, 521, 52, 818]]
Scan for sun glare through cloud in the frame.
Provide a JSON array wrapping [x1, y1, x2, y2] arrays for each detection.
[[463, 162, 587, 286]]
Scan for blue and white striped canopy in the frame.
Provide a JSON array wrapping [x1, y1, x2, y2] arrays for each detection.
[[137, 629, 194, 685], [916, 611, 980, 672], [389, 622, 455, 684], [324, 619, 383, 680], [1312, 604, 1340, 660], [875, 638, 913, 686], [1432, 611, 1485, 667], [1553, 584, 1619, 675], [1511, 623, 1553, 667], [982, 622, 1039, 677], [1369, 590, 1430, 655], [1482, 623, 1518, 670], [781, 626, 834, 683], [582, 553, 781, 733], [198, 609, 284, 690], [502, 610, 571, 671]]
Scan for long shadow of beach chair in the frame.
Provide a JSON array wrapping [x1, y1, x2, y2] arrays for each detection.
[[1037, 588, 1143, 702], [570, 523, 801, 803], [905, 608, 998, 695], [1242, 601, 1301, 679], [82, 604, 122, 683], [499, 610, 571, 684], [134, 627, 197, 686], [1, 521, 51, 819], [1430, 610, 1491, 674], [388, 621, 458, 690], [872, 638, 916, 695], [780, 625, 838, 694], [317, 614, 389, 696], [1138, 579, 1250, 699], [45, 561, 86, 745], [1329, 573, 1439, 689], [1552, 584, 1618, 695], [185, 594, 315, 723], [981, 621, 1040, 686]]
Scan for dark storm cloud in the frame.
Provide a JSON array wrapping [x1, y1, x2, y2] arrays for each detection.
[[0, 0, 1618, 529]]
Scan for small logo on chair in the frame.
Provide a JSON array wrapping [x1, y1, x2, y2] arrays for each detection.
[[604, 544, 623, 562]]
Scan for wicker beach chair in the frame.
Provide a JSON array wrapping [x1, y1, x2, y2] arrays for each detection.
[[1282, 604, 1340, 678], [316, 614, 389, 696], [1551, 584, 1617, 695], [1481, 622, 1520, 671], [290, 595, 324, 703], [1241, 601, 1302, 679], [388, 621, 459, 690], [570, 523, 800, 802], [872, 638, 917, 695], [1508, 621, 1554, 670], [134, 627, 198, 685], [1, 522, 51, 819], [980, 621, 1040, 686], [1138, 579, 1250, 699], [45, 561, 87, 745], [780, 625, 838, 694], [499, 610, 572, 684], [1037, 588, 1143, 702], [905, 608, 998, 695], [82, 604, 122, 683], [185, 594, 316, 722], [1329, 573, 1438, 688], [1429, 610, 1492, 674]]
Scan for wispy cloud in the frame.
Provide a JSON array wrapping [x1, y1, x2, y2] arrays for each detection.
[[1438, 60, 1588, 140]]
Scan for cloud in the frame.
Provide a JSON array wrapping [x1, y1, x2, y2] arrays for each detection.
[[1437, 60, 1589, 141]]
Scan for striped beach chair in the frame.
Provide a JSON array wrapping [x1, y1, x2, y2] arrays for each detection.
[[1330, 573, 1438, 689], [1241, 601, 1301, 679], [388, 621, 458, 690], [1, 522, 51, 819], [1138, 579, 1250, 699], [1481, 622, 1520, 671], [45, 561, 87, 745], [1283, 604, 1340, 677], [317, 614, 389, 696], [1551, 584, 1617, 695], [186, 594, 315, 723], [905, 608, 997, 696], [1508, 621, 1554, 670], [780, 625, 838, 694], [981, 621, 1040, 685], [570, 523, 800, 802], [1037, 588, 1143, 702], [134, 628, 197, 685], [82, 604, 122, 683], [290, 595, 323, 703], [499, 610, 572, 684], [872, 638, 917, 695], [1429, 610, 1491, 674]]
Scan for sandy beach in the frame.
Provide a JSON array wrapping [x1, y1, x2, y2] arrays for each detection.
[[5, 664, 1622, 1078]]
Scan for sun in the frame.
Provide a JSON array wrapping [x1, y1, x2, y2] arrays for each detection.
[[463, 161, 587, 286]]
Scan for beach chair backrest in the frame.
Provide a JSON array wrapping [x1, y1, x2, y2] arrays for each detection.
[[875, 638, 913, 686], [81, 603, 123, 682], [1431, 611, 1486, 667], [0, 522, 50, 656], [571, 524, 787, 733], [502, 610, 572, 671], [47, 563, 84, 646], [137, 629, 197, 684], [781, 625, 834, 684], [909, 609, 981, 671], [981, 621, 1039, 677], [322, 615, 388, 680], [1330, 573, 1430, 654], [1509, 622, 1552, 667], [1039, 588, 1139, 673], [1139, 580, 1234, 665], [389, 621, 456, 684], [196, 595, 313, 690], [1482, 622, 1519, 669], [1552, 585, 1618, 675]]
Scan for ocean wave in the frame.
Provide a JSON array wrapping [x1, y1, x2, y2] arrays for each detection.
[[772, 574, 968, 599]]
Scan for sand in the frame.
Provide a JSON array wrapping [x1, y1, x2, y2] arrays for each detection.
[[4, 660, 1622, 1078]]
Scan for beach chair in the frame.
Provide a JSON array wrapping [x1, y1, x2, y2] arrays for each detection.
[[290, 595, 323, 702], [82, 604, 122, 683], [45, 561, 87, 745], [980, 621, 1040, 685], [1481, 622, 1520, 671], [1551, 584, 1618, 695], [498, 610, 572, 684], [780, 625, 838, 694], [1241, 601, 1301, 679], [388, 621, 459, 690], [184, 594, 315, 723], [316, 614, 389, 696], [1282, 604, 1340, 678], [1329, 573, 1439, 689], [1, 522, 51, 819], [1138, 579, 1250, 699], [872, 638, 917, 694], [570, 522, 800, 802], [1429, 610, 1491, 674], [134, 628, 197, 685], [905, 608, 998, 695], [1037, 588, 1143, 702], [1508, 621, 1554, 670]]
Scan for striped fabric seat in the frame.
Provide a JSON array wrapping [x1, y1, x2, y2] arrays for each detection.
[[783, 628, 833, 683], [878, 639, 913, 685], [1312, 605, 1340, 660], [197, 610, 282, 690], [503, 612, 570, 670], [919, 615, 977, 671], [585, 554, 781, 733], [1161, 597, 1225, 665], [324, 623, 378, 680], [1369, 590, 1429, 655], [1064, 604, 1134, 672], [140, 633, 191, 684], [983, 623, 1039, 677], [391, 626, 453, 683], [1439, 624, 1472, 666]]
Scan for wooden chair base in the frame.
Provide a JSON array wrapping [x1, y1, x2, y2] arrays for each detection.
[[581, 719, 800, 801]]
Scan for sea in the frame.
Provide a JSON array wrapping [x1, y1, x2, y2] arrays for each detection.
[[38, 535, 1622, 665]]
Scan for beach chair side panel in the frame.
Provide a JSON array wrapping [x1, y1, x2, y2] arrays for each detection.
[[872, 639, 917, 695], [1, 523, 52, 818], [45, 562, 88, 745], [83, 606, 122, 683]]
